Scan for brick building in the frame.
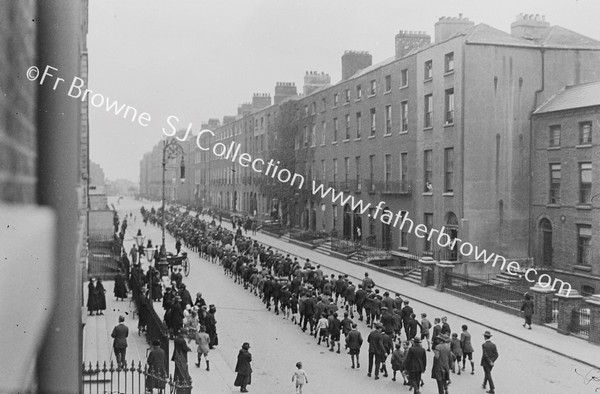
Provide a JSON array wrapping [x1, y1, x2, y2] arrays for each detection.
[[531, 81, 600, 294], [139, 14, 600, 289]]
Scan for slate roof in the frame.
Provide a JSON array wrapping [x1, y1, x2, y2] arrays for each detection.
[[464, 24, 538, 47], [534, 81, 600, 114], [536, 26, 600, 49]]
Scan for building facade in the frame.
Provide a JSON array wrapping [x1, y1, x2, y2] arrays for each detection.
[[531, 81, 600, 294], [139, 14, 600, 292]]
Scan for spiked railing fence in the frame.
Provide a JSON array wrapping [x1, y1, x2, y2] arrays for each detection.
[[82, 360, 192, 393]]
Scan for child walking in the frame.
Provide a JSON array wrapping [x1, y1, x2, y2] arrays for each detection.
[[292, 362, 309, 394]]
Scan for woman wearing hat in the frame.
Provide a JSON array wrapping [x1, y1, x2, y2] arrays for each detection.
[[234, 342, 252, 393]]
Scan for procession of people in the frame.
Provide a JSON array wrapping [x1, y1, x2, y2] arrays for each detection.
[[125, 203, 502, 393]]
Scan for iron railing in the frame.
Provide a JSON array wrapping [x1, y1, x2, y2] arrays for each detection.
[[82, 360, 192, 394], [88, 240, 121, 280], [331, 237, 361, 255], [364, 180, 412, 195], [444, 272, 524, 311], [571, 307, 591, 338], [551, 298, 559, 324]]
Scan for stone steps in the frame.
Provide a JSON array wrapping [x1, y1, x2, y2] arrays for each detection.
[[314, 242, 332, 255]]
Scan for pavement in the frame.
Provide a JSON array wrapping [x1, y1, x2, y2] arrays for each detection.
[[82, 197, 600, 394]]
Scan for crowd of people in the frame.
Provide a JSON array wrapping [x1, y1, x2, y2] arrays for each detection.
[[135, 205, 500, 394]]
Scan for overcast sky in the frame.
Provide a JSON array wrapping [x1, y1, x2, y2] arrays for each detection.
[[88, 0, 600, 182]]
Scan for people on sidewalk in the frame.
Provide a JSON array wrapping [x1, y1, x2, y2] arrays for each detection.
[[111, 315, 128, 368], [520, 293, 534, 330]]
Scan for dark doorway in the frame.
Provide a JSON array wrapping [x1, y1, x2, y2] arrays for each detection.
[[343, 204, 352, 239], [540, 219, 553, 266]]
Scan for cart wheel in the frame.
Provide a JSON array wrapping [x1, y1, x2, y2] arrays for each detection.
[[183, 257, 190, 277]]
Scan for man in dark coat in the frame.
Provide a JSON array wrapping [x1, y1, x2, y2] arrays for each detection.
[[404, 338, 427, 393], [400, 300, 414, 339], [481, 331, 499, 394], [179, 283, 193, 309], [432, 318, 443, 350], [303, 294, 316, 334], [367, 324, 386, 379], [206, 304, 218, 348], [146, 340, 167, 390], [170, 296, 184, 337], [432, 334, 452, 393], [114, 271, 128, 301], [111, 315, 128, 368], [355, 285, 367, 321], [431, 336, 453, 394], [441, 316, 451, 336], [234, 342, 252, 393], [406, 313, 423, 341]]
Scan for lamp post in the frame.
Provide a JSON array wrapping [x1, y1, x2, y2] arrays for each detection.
[[161, 138, 185, 276], [232, 167, 237, 212]]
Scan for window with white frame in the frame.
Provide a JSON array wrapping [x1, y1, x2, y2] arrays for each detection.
[[424, 94, 433, 128], [549, 163, 561, 204], [445, 52, 454, 73], [579, 162, 592, 203], [370, 79, 377, 95], [345, 114, 351, 140], [549, 125, 561, 147], [400, 101, 408, 132], [445, 88, 454, 125], [370, 108, 376, 136], [424, 60, 433, 80], [401, 69, 408, 87], [333, 118, 339, 142], [580, 121, 592, 144], [577, 225, 592, 266], [385, 105, 392, 135]]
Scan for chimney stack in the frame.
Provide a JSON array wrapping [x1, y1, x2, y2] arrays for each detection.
[[251, 93, 272, 111], [274, 82, 297, 105], [511, 13, 550, 41], [395, 30, 431, 59], [303, 71, 331, 95], [341, 51, 372, 80], [434, 14, 474, 42], [237, 103, 252, 117]]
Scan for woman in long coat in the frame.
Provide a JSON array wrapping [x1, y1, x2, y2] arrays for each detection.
[[520, 293, 534, 329], [87, 278, 99, 315], [114, 271, 128, 300], [234, 342, 252, 393], [96, 278, 107, 315]]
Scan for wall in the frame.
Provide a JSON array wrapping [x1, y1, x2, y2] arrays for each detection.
[[462, 44, 540, 259], [0, 1, 38, 203], [89, 210, 115, 241]]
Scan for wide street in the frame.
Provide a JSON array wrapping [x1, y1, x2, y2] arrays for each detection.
[[114, 197, 598, 394]]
